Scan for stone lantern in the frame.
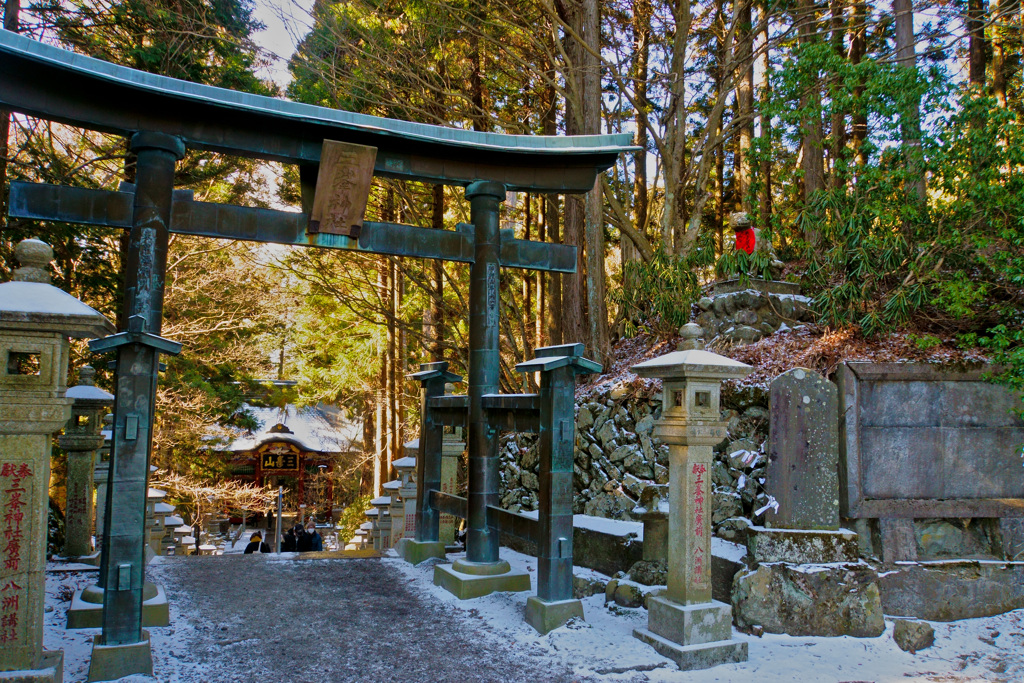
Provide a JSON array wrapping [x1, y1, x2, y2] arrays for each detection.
[[92, 413, 113, 558], [630, 323, 751, 671], [59, 365, 114, 561], [392, 452, 417, 551], [0, 239, 115, 681], [370, 495, 392, 550], [382, 479, 403, 544]]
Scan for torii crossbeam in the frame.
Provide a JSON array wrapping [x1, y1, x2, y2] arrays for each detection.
[[0, 27, 633, 677]]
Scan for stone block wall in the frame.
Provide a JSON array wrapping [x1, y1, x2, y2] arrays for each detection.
[[694, 289, 815, 344], [498, 381, 775, 540]]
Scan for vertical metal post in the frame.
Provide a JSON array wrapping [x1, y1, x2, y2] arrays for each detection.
[[410, 363, 456, 544], [99, 131, 183, 646], [518, 344, 599, 633], [275, 487, 283, 553], [535, 365, 574, 601], [464, 181, 505, 564], [524, 344, 598, 602]]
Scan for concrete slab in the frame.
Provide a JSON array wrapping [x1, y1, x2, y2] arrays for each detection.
[[87, 632, 152, 682], [524, 597, 584, 635], [646, 597, 734, 646], [0, 650, 63, 683], [397, 539, 446, 565], [433, 563, 531, 600], [66, 584, 169, 629], [748, 526, 859, 564], [633, 627, 747, 671]]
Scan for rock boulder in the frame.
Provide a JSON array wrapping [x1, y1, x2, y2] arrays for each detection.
[[732, 563, 885, 637]]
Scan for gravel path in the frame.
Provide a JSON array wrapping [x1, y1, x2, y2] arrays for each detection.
[[149, 554, 583, 683]]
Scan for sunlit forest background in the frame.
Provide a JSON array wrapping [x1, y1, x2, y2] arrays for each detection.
[[1, 0, 1021, 506]]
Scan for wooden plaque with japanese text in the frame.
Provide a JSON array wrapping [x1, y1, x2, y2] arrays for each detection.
[[308, 140, 377, 238]]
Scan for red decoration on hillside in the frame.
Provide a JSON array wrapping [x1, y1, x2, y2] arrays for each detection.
[[735, 228, 755, 255]]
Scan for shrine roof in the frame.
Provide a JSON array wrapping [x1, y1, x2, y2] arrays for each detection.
[[0, 30, 635, 192], [217, 403, 361, 455]]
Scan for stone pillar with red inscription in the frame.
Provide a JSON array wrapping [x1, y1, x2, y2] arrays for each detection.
[[630, 323, 751, 671], [0, 239, 114, 681]]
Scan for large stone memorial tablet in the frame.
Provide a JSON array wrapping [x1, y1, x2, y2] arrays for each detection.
[[765, 367, 840, 530]]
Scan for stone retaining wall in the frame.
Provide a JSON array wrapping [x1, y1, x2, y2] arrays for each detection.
[[498, 381, 773, 543]]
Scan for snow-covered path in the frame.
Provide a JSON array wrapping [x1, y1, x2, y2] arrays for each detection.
[[44, 551, 1024, 682], [146, 553, 579, 682]]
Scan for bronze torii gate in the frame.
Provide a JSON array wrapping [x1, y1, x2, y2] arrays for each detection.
[[0, 28, 632, 678]]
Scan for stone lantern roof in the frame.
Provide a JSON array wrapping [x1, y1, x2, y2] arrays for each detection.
[[0, 239, 114, 339], [631, 323, 751, 381], [65, 366, 114, 405], [392, 456, 416, 469]]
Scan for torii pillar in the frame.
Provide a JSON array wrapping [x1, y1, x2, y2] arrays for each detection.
[[87, 132, 184, 682]]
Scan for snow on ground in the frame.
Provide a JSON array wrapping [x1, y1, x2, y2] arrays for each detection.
[[43, 552, 1024, 682], [387, 549, 1024, 683]]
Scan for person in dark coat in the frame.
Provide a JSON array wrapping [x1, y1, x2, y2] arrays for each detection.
[[296, 524, 312, 552], [281, 527, 297, 552], [243, 532, 271, 554], [307, 521, 323, 552]]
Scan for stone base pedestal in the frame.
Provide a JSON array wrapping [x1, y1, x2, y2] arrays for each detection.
[[634, 597, 747, 671], [53, 552, 101, 568], [748, 526, 859, 564], [396, 539, 447, 565], [524, 596, 584, 635], [633, 627, 747, 671], [433, 559, 531, 600], [66, 584, 169, 629], [87, 631, 152, 682], [0, 650, 63, 683], [877, 560, 1024, 621]]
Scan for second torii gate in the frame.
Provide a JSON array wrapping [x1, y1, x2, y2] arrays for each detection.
[[0, 28, 632, 680]]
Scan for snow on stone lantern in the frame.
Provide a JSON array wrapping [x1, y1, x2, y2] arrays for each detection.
[[0, 238, 115, 681], [382, 479, 403, 544], [630, 323, 751, 671], [59, 365, 114, 561], [392, 451, 417, 552], [364, 507, 381, 550], [370, 495, 392, 550]]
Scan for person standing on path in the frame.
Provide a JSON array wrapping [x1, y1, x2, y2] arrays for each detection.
[[307, 521, 323, 552], [243, 532, 271, 554], [296, 524, 311, 552], [281, 526, 297, 552]]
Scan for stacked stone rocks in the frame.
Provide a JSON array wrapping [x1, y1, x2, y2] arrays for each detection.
[[499, 382, 775, 538], [693, 285, 815, 345]]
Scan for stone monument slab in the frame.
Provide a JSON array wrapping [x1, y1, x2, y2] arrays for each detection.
[[766, 367, 840, 530]]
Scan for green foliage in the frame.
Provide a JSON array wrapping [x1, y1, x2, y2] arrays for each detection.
[[907, 334, 942, 351], [715, 245, 778, 283], [32, 0, 275, 95], [613, 247, 703, 337], [335, 493, 373, 544]]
